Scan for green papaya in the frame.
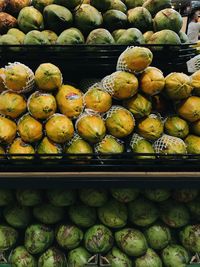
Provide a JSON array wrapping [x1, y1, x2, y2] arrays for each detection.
[[124, 0, 145, 9], [143, 30, 154, 42], [54, 0, 82, 10], [43, 4, 73, 34], [42, 30, 58, 44], [178, 31, 189, 43], [86, 28, 115, 44], [143, 0, 172, 17], [32, 0, 54, 12], [0, 34, 20, 51], [108, 0, 127, 13], [24, 30, 50, 45], [103, 10, 127, 32], [117, 28, 145, 45], [7, 28, 25, 44], [90, 0, 112, 11], [57, 28, 85, 44], [112, 29, 126, 41]]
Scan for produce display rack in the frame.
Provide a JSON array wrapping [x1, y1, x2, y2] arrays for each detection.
[[0, 44, 199, 186]]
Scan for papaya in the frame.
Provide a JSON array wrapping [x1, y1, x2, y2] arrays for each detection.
[[185, 135, 200, 154], [86, 29, 115, 44], [0, 12, 17, 34], [57, 28, 84, 44], [95, 135, 124, 155], [24, 30, 50, 45], [124, 93, 152, 119], [124, 0, 145, 9], [7, 28, 25, 44], [7, 0, 31, 14], [143, 30, 154, 42], [112, 29, 126, 41], [128, 7, 153, 33], [54, 0, 82, 10], [164, 116, 189, 139], [32, 0, 54, 12], [8, 138, 34, 160], [0, 68, 6, 92], [130, 134, 155, 159], [103, 10, 127, 32], [154, 8, 183, 33], [191, 120, 200, 136], [191, 70, 200, 96], [43, 4, 73, 34], [0, 34, 20, 52], [108, 0, 127, 13], [116, 28, 145, 45], [42, 30, 58, 44], [35, 63, 63, 91], [0, 116, 17, 144], [178, 31, 189, 43], [74, 4, 103, 35], [90, 0, 112, 11], [143, 0, 172, 17], [18, 114, 43, 143], [177, 96, 200, 122], [37, 137, 62, 159], [0, 91, 26, 119], [17, 6, 44, 33]]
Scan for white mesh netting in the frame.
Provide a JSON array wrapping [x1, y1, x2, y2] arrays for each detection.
[[2, 62, 35, 93], [94, 134, 123, 153], [83, 83, 106, 106], [130, 133, 144, 149], [117, 46, 134, 73], [102, 74, 116, 96], [187, 55, 200, 73], [75, 108, 102, 131], [66, 132, 82, 147], [104, 105, 135, 123], [153, 134, 186, 154]]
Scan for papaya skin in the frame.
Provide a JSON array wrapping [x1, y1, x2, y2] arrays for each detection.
[[177, 96, 200, 122], [0, 117, 17, 144]]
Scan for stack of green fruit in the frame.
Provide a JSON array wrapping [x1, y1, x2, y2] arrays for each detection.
[[0, 187, 200, 267], [1, 46, 200, 158], [0, 0, 189, 45]]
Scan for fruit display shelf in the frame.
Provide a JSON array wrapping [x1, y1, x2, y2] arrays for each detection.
[[0, 44, 196, 78]]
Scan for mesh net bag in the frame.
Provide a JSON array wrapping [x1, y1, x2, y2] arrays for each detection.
[[187, 55, 200, 73], [83, 83, 107, 105], [117, 46, 134, 73], [153, 134, 186, 154], [79, 78, 102, 92], [75, 109, 102, 131], [104, 105, 135, 122], [94, 134, 124, 154], [2, 62, 35, 93], [65, 132, 82, 148], [101, 74, 116, 96], [130, 133, 144, 149]]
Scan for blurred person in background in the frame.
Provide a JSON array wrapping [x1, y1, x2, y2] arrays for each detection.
[[187, 10, 200, 43]]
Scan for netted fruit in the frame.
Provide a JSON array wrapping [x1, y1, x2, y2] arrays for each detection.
[[0, 116, 17, 144], [177, 96, 200, 122], [84, 224, 114, 253], [140, 67, 165, 96], [45, 114, 74, 144], [191, 70, 200, 96], [24, 224, 54, 254], [8, 138, 34, 160], [128, 197, 159, 226], [76, 111, 106, 143], [102, 71, 138, 100], [37, 137, 62, 159], [124, 94, 152, 119], [3, 204, 31, 229], [117, 46, 153, 73], [137, 114, 163, 141], [161, 245, 190, 267], [98, 199, 127, 228], [68, 203, 97, 228], [47, 189, 76, 207], [18, 114, 43, 143], [105, 106, 135, 138], [56, 85, 83, 119], [164, 116, 189, 139], [56, 224, 83, 250], [160, 200, 190, 228], [83, 84, 112, 113], [145, 224, 171, 250], [33, 203, 64, 224], [95, 135, 124, 155], [38, 247, 67, 267], [28, 91, 57, 120], [79, 188, 108, 207], [130, 133, 155, 159], [115, 228, 148, 257], [164, 72, 192, 100]]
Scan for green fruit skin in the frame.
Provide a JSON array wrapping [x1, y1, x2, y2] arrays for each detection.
[[98, 199, 127, 228], [128, 197, 159, 226], [173, 189, 199, 203], [68, 247, 91, 267], [0, 189, 13, 206], [161, 245, 190, 267], [43, 4, 73, 34], [112, 29, 126, 41], [0, 34, 20, 52], [4, 204, 31, 229], [24, 224, 54, 254], [17, 6, 44, 33], [68, 203, 97, 228], [180, 225, 200, 254], [47, 189, 76, 206], [79, 189, 108, 207], [109, 0, 127, 13], [132, 139, 155, 159], [145, 224, 171, 250], [110, 188, 140, 203], [84, 225, 114, 253], [103, 10, 128, 32], [24, 30, 50, 45], [32, 0, 54, 12], [115, 228, 148, 257], [86, 28, 115, 44], [16, 189, 42, 206], [42, 30, 58, 44], [143, 0, 172, 17], [128, 7, 153, 33], [9, 246, 37, 267], [56, 225, 83, 250], [160, 200, 190, 228], [33, 203, 64, 224], [90, 0, 113, 12], [178, 31, 189, 43], [57, 28, 84, 44], [187, 197, 200, 220], [117, 28, 145, 45], [54, 0, 82, 10], [125, 0, 145, 9], [144, 189, 171, 202], [106, 247, 132, 267], [135, 248, 162, 267], [0, 225, 18, 251], [7, 28, 25, 44], [38, 247, 67, 267]]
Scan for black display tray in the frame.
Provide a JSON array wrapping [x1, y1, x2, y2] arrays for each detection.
[[0, 44, 196, 78]]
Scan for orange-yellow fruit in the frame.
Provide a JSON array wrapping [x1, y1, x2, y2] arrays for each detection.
[[140, 67, 165, 95], [0, 116, 17, 144], [191, 120, 200, 136], [56, 85, 83, 119], [191, 70, 200, 96], [35, 63, 62, 91], [8, 138, 34, 160], [177, 96, 200, 122], [37, 137, 62, 159], [0, 68, 6, 92]]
